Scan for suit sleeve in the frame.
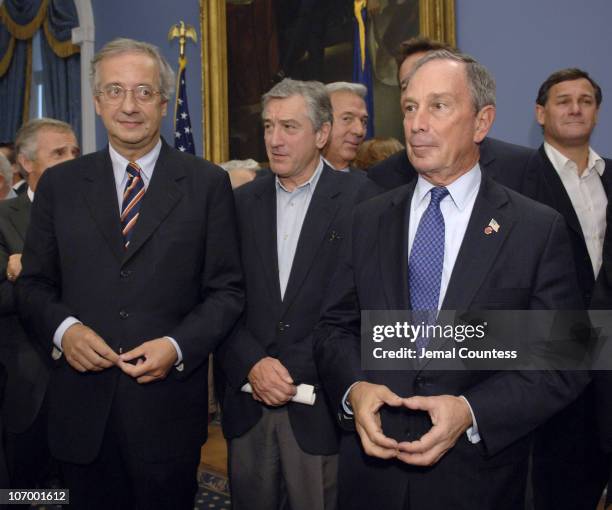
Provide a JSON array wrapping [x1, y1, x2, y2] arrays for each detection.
[[313, 208, 366, 427], [0, 220, 15, 316], [168, 171, 244, 378], [15, 172, 76, 349], [463, 213, 590, 455]]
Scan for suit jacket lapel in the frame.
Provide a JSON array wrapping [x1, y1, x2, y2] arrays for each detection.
[[535, 145, 584, 240], [82, 149, 125, 263], [281, 167, 341, 312], [251, 176, 282, 306], [442, 176, 514, 310], [123, 142, 183, 265], [379, 184, 413, 310], [7, 193, 31, 241]]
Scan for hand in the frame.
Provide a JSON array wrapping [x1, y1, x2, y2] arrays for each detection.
[[62, 323, 119, 372], [6, 253, 22, 282], [396, 395, 473, 466], [118, 337, 178, 384], [247, 357, 296, 406], [349, 381, 403, 459]]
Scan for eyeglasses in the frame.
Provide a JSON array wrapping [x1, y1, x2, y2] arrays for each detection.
[[95, 84, 161, 104]]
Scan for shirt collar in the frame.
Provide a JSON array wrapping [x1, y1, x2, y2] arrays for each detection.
[[275, 156, 325, 193], [27, 187, 34, 202], [322, 156, 349, 173], [413, 163, 481, 211], [109, 139, 162, 184], [544, 142, 605, 177]]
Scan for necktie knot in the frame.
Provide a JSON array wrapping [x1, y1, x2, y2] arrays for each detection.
[[127, 162, 141, 180], [429, 186, 449, 207]]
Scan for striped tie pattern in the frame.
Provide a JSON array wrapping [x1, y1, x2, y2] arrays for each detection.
[[121, 161, 145, 248]]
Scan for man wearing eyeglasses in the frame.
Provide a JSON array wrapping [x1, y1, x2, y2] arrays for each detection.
[[15, 38, 243, 509]]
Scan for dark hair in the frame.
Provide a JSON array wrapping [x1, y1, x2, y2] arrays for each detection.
[[536, 68, 602, 107], [0, 142, 15, 164], [395, 37, 454, 68]]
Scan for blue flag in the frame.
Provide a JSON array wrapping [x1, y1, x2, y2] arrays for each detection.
[[174, 57, 195, 154], [353, 0, 374, 138]]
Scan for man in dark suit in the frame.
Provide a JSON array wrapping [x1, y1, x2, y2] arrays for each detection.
[[15, 38, 243, 509], [366, 37, 533, 194], [217, 78, 363, 510], [0, 118, 79, 490], [524, 68, 611, 510], [314, 50, 588, 510], [323, 82, 369, 175]]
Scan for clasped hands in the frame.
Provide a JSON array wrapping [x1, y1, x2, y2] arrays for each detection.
[[348, 381, 473, 467], [247, 356, 297, 406], [62, 323, 177, 384]]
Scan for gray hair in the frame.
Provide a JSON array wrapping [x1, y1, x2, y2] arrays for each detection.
[[410, 49, 496, 112], [262, 78, 333, 132], [90, 38, 175, 101], [325, 81, 367, 99], [0, 153, 12, 185], [219, 159, 261, 172], [15, 117, 75, 163]]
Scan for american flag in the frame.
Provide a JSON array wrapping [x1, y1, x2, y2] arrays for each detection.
[[174, 58, 195, 154]]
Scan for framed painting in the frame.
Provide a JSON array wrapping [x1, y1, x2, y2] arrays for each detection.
[[200, 0, 455, 163]]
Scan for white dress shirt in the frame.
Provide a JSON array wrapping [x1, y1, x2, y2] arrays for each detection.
[[53, 140, 183, 365], [276, 158, 324, 299], [544, 142, 607, 277]]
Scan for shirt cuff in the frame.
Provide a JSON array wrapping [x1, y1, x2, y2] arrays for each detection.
[[460, 395, 481, 444], [341, 381, 363, 416], [164, 336, 184, 370], [53, 316, 81, 351]]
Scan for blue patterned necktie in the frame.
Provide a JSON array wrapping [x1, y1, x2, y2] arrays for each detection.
[[120, 162, 145, 249], [409, 186, 449, 350]]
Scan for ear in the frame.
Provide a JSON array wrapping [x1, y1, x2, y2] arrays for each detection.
[[94, 95, 102, 116], [315, 122, 331, 150], [17, 153, 33, 176], [160, 98, 168, 117], [473, 105, 496, 144], [535, 104, 546, 128]]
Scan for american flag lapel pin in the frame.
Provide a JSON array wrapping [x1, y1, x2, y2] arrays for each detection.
[[484, 218, 500, 235]]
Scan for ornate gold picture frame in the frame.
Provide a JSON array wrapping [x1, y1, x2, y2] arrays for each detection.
[[200, 0, 455, 163]]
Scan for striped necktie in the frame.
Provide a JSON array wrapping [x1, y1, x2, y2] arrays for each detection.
[[120, 161, 145, 248]]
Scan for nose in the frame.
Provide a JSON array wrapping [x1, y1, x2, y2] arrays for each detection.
[[266, 125, 282, 147], [568, 100, 581, 115], [405, 106, 429, 133], [120, 89, 139, 113], [352, 118, 366, 139]]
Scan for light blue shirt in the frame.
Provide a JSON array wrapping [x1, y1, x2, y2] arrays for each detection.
[[344, 164, 483, 444], [276, 158, 324, 299], [53, 140, 183, 366]]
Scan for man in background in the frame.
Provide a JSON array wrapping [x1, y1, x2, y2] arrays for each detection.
[[527, 68, 611, 510], [0, 118, 79, 490], [0, 154, 16, 201], [0, 142, 26, 196], [323, 82, 369, 173]]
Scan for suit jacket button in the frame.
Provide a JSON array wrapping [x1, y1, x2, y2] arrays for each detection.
[[120, 269, 131, 279], [277, 322, 285, 332], [119, 310, 129, 319]]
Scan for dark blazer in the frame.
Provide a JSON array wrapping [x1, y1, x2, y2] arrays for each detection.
[[15, 141, 244, 464], [523, 144, 612, 306], [365, 137, 534, 194], [314, 175, 588, 510], [0, 193, 50, 434], [216, 165, 363, 455], [523, 145, 612, 509]]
